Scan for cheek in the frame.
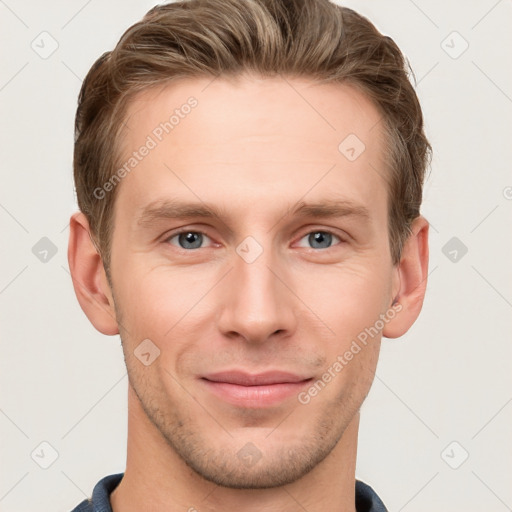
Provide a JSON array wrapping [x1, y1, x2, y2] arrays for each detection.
[[292, 259, 392, 339], [112, 260, 215, 348]]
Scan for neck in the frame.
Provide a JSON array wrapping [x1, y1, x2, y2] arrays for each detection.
[[111, 385, 359, 512]]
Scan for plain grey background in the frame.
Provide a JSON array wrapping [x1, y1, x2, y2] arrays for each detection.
[[1, 1, 511, 511]]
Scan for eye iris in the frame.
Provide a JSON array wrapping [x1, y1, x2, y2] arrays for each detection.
[[179, 232, 202, 249], [309, 231, 332, 249]]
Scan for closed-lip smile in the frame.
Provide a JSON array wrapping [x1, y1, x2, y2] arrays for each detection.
[[200, 370, 313, 407]]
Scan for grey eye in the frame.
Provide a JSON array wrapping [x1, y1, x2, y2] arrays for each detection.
[[169, 231, 208, 249], [297, 231, 341, 249]]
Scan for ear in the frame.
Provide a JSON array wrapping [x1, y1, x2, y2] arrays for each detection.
[[383, 215, 429, 339], [67, 212, 119, 335]]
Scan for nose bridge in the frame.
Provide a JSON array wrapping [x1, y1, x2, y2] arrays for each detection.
[[217, 235, 296, 342]]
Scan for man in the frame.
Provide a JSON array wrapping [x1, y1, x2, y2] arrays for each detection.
[[68, 0, 430, 510]]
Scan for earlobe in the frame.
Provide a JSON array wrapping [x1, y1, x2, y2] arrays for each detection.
[[383, 216, 429, 339], [67, 212, 119, 335]]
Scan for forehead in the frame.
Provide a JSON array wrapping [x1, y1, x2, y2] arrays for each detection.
[[114, 74, 388, 224], [122, 74, 384, 155]]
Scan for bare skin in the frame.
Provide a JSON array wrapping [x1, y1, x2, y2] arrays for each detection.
[[68, 74, 429, 512]]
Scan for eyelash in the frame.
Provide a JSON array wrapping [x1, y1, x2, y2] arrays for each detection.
[[163, 228, 346, 251]]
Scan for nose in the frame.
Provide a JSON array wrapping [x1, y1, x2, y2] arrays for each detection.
[[216, 242, 298, 344]]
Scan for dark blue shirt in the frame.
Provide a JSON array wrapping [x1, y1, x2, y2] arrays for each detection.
[[70, 473, 388, 511]]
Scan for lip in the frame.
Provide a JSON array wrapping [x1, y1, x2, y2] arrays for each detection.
[[200, 371, 312, 407]]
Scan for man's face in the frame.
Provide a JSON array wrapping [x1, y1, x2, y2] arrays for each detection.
[[107, 75, 397, 488]]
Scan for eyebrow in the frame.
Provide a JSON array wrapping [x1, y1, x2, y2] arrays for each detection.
[[136, 198, 370, 229]]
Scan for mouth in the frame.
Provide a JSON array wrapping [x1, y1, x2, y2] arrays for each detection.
[[200, 371, 313, 407]]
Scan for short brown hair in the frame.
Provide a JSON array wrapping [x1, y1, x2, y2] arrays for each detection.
[[73, 0, 431, 271]]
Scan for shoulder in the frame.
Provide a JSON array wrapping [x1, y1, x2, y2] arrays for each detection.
[[355, 479, 388, 512], [69, 473, 124, 512]]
